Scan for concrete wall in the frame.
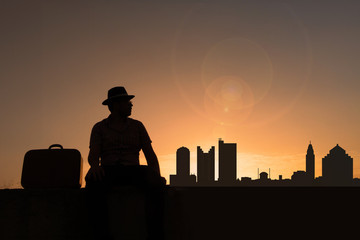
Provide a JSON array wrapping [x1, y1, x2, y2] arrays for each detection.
[[1, 187, 359, 240]]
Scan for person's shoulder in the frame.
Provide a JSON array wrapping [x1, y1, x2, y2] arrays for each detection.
[[128, 118, 145, 127], [92, 118, 108, 130]]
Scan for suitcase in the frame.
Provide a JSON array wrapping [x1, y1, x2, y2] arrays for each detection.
[[21, 144, 83, 189]]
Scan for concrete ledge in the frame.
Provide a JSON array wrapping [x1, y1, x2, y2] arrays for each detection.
[[1, 187, 360, 239]]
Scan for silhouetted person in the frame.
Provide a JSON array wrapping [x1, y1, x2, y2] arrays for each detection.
[[85, 86, 166, 240]]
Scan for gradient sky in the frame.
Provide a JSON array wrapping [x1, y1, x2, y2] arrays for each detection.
[[1, 0, 360, 188]]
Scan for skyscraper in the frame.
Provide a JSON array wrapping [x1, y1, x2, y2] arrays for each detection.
[[322, 144, 353, 186], [197, 146, 215, 185], [306, 142, 315, 180], [177, 147, 190, 176], [218, 139, 237, 185], [170, 147, 196, 186]]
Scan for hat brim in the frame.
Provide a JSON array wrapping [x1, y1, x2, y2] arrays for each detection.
[[102, 95, 135, 105]]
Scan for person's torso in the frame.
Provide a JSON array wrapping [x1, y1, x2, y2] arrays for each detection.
[[99, 118, 143, 166]]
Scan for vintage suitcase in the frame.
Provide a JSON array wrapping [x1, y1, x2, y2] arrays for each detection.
[[21, 144, 83, 189]]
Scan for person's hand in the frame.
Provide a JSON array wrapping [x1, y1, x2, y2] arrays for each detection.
[[85, 165, 105, 182], [160, 176, 166, 186]]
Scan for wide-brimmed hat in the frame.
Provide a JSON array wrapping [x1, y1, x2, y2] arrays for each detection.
[[102, 87, 135, 105]]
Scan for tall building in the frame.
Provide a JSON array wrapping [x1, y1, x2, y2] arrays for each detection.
[[170, 147, 196, 186], [177, 147, 190, 176], [322, 144, 353, 186], [218, 139, 237, 185], [197, 146, 215, 185], [306, 142, 315, 180]]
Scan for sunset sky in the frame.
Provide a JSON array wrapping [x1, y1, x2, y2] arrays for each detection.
[[1, 0, 360, 188]]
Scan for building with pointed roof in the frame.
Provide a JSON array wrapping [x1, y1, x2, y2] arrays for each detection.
[[306, 142, 315, 180], [322, 144, 353, 186]]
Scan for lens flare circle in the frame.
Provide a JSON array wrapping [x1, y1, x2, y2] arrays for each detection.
[[201, 37, 273, 109], [170, 3, 313, 127], [204, 76, 254, 126]]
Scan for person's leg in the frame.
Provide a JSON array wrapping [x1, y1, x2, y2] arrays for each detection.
[[108, 165, 166, 240], [85, 168, 112, 240], [138, 166, 166, 240]]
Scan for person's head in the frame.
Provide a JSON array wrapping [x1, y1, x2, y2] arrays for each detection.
[[102, 87, 134, 116], [107, 98, 133, 116]]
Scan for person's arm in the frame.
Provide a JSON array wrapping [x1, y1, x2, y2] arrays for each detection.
[[139, 121, 165, 184], [86, 145, 105, 181], [88, 144, 101, 167], [142, 143, 161, 175], [86, 124, 105, 182]]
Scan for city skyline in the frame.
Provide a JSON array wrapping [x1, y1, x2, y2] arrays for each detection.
[[2, 1, 360, 188], [170, 139, 359, 186]]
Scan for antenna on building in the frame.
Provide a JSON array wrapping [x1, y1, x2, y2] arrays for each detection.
[[269, 168, 271, 179], [258, 168, 259, 179]]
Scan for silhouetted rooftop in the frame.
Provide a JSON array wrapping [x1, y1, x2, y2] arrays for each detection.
[[330, 144, 346, 154], [307, 142, 314, 153]]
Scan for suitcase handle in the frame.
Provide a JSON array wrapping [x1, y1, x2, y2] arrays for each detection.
[[49, 144, 63, 149]]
